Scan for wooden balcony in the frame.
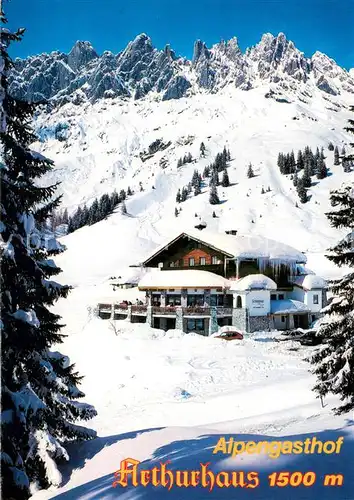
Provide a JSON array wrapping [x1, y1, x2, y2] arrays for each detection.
[[183, 306, 210, 316], [131, 305, 147, 315], [152, 306, 177, 315]]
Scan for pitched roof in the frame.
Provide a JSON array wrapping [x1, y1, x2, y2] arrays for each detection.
[[230, 274, 277, 291], [271, 299, 310, 314], [293, 274, 327, 290], [138, 269, 230, 290], [141, 229, 306, 265]]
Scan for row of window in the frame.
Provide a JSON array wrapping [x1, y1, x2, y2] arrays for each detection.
[[169, 256, 221, 267], [271, 293, 319, 304]]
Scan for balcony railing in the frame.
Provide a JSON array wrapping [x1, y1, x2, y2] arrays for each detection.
[[183, 307, 211, 316], [98, 303, 112, 312], [217, 307, 233, 316], [114, 303, 128, 310], [131, 305, 147, 314], [153, 306, 177, 315]]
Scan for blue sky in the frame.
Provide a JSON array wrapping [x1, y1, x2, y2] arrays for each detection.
[[5, 0, 354, 69]]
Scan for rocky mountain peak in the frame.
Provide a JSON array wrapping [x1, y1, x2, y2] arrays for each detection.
[[67, 40, 98, 71], [8, 32, 353, 106]]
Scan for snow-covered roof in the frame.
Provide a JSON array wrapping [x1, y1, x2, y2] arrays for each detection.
[[113, 267, 148, 285], [271, 299, 309, 315], [229, 274, 277, 291], [142, 229, 306, 265], [138, 269, 230, 290], [293, 274, 327, 290]]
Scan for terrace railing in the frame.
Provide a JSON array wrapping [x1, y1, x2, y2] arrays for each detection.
[[183, 307, 211, 316], [131, 305, 147, 315], [152, 306, 177, 315]]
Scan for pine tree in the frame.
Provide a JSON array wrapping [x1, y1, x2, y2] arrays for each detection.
[[88, 198, 99, 225], [227, 149, 231, 161], [328, 142, 334, 151], [127, 186, 133, 196], [194, 182, 201, 196], [293, 170, 298, 187], [334, 146, 340, 165], [212, 211, 217, 218], [200, 142, 206, 157], [176, 189, 181, 203], [296, 178, 308, 203], [119, 189, 126, 200], [203, 165, 210, 177], [221, 169, 230, 187], [316, 157, 328, 179], [302, 159, 312, 188], [174, 207, 179, 217], [0, 18, 96, 498], [177, 157, 183, 168], [247, 163, 255, 178], [209, 184, 220, 205], [310, 184, 354, 414], [181, 187, 188, 202], [296, 150, 304, 170], [342, 106, 354, 171], [261, 187, 265, 194]]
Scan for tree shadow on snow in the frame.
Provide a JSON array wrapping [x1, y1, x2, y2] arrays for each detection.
[[52, 424, 354, 499]]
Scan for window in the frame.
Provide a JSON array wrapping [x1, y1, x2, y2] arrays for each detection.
[[236, 296, 242, 308], [281, 316, 285, 322], [200, 257, 206, 265], [210, 295, 217, 306], [187, 319, 204, 332], [313, 294, 319, 304], [278, 294, 284, 300], [312, 315, 316, 323], [271, 294, 277, 300], [211, 256, 218, 265], [189, 257, 195, 266], [169, 289, 175, 292], [169, 261, 174, 268]]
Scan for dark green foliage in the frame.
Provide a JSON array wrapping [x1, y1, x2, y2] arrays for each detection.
[[180, 187, 188, 202], [221, 169, 230, 187], [200, 142, 206, 156], [334, 146, 340, 165], [176, 189, 181, 203], [311, 183, 354, 415], [328, 142, 334, 151], [175, 207, 179, 217], [209, 184, 220, 205], [316, 156, 328, 179], [1, 17, 96, 498], [203, 165, 211, 177], [212, 211, 217, 218], [296, 177, 308, 203], [247, 163, 255, 178]]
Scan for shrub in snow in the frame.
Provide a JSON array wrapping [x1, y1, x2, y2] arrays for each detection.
[[1, 23, 96, 499]]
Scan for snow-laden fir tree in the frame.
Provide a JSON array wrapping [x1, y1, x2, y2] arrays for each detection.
[[1, 17, 96, 499], [343, 105, 354, 166], [247, 163, 254, 178], [209, 184, 220, 205], [221, 169, 230, 187], [310, 183, 354, 414], [334, 145, 340, 165], [296, 177, 308, 203]]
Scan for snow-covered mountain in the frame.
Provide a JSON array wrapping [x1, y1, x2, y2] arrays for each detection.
[[10, 32, 354, 287], [10, 32, 354, 105]]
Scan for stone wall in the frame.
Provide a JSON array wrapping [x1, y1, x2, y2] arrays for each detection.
[[208, 307, 218, 335], [176, 307, 183, 331], [248, 315, 271, 333], [232, 308, 248, 331]]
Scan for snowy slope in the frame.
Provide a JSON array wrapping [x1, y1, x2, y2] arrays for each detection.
[[30, 321, 354, 499], [34, 81, 354, 292]]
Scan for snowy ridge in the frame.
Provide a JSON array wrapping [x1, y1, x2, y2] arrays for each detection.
[[9, 32, 354, 105]]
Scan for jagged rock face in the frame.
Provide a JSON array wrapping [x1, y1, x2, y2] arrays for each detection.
[[9, 32, 353, 105], [67, 41, 98, 72], [247, 33, 310, 83]]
